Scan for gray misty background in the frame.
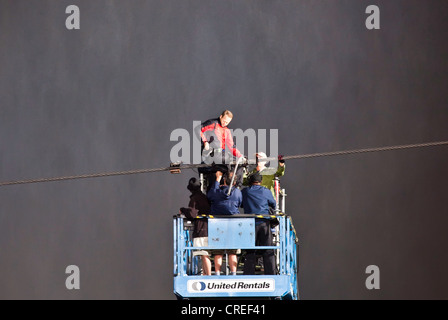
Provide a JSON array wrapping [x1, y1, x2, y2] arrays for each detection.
[[1, 0, 447, 299]]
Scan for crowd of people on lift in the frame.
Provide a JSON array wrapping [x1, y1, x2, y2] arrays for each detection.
[[179, 110, 286, 276]]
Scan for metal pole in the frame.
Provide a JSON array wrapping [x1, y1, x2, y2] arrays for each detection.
[[274, 177, 280, 214], [173, 217, 178, 276], [199, 173, 205, 194], [227, 156, 244, 196], [281, 188, 286, 214]]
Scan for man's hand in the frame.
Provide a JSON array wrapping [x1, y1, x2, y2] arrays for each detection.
[[215, 170, 223, 182], [278, 155, 285, 167]]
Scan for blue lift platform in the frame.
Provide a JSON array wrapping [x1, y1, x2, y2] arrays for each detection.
[[173, 213, 299, 300]]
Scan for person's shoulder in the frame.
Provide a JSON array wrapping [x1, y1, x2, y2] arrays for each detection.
[[202, 118, 219, 126], [244, 185, 257, 192], [263, 187, 274, 197], [259, 185, 270, 192]]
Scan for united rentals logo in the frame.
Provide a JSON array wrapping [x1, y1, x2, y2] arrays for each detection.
[[187, 279, 275, 293], [191, 281, 207, 291]]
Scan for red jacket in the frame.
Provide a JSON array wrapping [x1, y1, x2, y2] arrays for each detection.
[[200, 118, 243, 158]]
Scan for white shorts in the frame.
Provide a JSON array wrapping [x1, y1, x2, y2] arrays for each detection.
[[193, 237, 241, 256], [193, 237, 210, 256]]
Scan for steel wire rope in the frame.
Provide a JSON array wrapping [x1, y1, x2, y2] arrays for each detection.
[[0, 140, 447, 187]]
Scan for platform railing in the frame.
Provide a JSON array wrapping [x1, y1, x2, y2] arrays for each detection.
[[173, 214, 299, 299]]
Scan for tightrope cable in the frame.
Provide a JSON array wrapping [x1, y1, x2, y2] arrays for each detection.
[[0, 140, 447, 187]]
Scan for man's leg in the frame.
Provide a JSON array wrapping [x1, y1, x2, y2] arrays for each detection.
[[243, 250, 256, 275], [214, 255, 223, 275], [228, 254, 238, 275], [201, 256, 212, 276], [259, 221, 276, 275]]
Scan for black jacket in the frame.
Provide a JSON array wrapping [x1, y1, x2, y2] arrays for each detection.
[[180, 191, 211, 238]]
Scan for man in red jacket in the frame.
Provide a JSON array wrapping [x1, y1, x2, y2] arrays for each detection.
[[198, 110, 245, 191], [200, 110, 243, 163]]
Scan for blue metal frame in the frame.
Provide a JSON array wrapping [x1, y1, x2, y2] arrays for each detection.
[[173, 214, 299, 300]]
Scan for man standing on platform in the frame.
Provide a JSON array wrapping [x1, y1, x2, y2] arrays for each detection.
[[241, 172, 277, 275]]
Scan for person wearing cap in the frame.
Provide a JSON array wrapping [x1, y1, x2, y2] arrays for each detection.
[[241, 172, 277, 275], [179, 177, 213, 275], [243, 152, 285, 199]]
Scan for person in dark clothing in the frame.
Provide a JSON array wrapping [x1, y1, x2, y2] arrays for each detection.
[[206, 171, 242, 275], [241, 172, 277, 275], [207, 171, 242, 216], [179, 177, 212, 275]]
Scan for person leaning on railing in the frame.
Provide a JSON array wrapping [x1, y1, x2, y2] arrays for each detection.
[[179, 177, 212, 275]]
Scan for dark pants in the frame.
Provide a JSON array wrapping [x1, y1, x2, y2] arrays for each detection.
[[243, 220, 276, 275]]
